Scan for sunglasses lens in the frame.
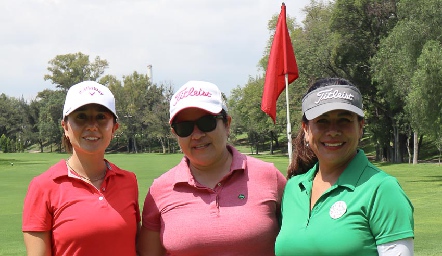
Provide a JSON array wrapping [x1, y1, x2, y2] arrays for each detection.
[[172, 115, 222, 137], [172, 122, 194, 137], [196, 116, 217, 132]]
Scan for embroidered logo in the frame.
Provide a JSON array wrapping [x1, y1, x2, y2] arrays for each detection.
[[78, 86, 104, 96], [315, 88, 354, 104], [329, 200, 347, 219], [172, 87, 212, 106], [238, 194, 245, 199]]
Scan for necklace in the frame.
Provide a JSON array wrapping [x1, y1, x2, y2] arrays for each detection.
[[66, 158, 107, 182]]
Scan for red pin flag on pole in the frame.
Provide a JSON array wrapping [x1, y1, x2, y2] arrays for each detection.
[[260, 2, 299, 162]]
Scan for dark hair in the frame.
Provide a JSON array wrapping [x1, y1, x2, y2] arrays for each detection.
[[286, 78, 362, 179], [220, 109, 228, 124], [62, 123, 73, 153]]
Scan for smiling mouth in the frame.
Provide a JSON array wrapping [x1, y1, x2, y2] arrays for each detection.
[[84, 137, 99, 141], [194, 143, 210, 149], [324, 142, 344, 147]]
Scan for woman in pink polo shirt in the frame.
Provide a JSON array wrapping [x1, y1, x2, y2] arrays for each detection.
[[137, 80, 286, 255], [22, 81, 140, 255]]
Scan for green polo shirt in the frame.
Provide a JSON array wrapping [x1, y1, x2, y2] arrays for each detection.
[[275, 150, 414, 256]]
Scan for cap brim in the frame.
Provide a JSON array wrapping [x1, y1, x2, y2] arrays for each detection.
[[64, 102, 118, 119], [304, 103, 364, 120], [169, 106, 222, 124]]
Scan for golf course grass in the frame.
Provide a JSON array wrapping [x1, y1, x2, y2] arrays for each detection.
[[1, 152, 440, 255]]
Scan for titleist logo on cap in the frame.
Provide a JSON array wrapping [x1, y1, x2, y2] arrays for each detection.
[[172, 87, 212, 106], [314, 88, 354, 104]]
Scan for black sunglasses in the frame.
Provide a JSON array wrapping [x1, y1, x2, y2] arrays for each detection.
[[172, 115, 224, 137]]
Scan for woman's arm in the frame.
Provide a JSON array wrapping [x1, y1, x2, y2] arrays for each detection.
[[136, 226, 165, 256], [23, 231, 51, 256]]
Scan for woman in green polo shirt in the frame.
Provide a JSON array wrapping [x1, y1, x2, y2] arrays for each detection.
[[275, 78, 414, 255]]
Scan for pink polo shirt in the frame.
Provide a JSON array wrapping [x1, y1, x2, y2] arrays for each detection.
[[23, 159, 140, 256], [142, 146, 287, 255]]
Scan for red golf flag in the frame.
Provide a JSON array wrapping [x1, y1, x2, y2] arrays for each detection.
[[261, 2, 299, 123]]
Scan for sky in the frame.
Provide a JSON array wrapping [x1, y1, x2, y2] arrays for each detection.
[[0, 0, 310, 100]]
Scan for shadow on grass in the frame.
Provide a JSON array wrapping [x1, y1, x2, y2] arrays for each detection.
[[407, 176, 442, 183], [0, 158, 18, 165], [371, 162, 397, 167], [0, 159, 49, 166]]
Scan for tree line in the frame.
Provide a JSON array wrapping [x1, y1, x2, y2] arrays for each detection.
[[229, 0, 442, 164], [0, 52, 175, 155], [1, 0, 441, 164]]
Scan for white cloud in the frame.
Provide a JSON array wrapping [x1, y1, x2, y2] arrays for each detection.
[[0, 0, 309, 100]]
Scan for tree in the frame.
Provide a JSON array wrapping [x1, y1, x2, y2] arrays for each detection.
[[330, 0, 398, 90], [0, 134, 9, 152], [330, 0, 403, 162], [372, 0, 442, 163], [36, 89, 65, 152], [295, 1, 338, 80], [112, 71, 171, 154], [407, 40, 442, 164], [14, 96, 32, 152], [371, 20, 422, 162], [44, 52, 109, 91], [0, 94, 28, 152], [27, 99, 43, 150], [143, 83, 174, 154], [116, 72, 151, 153], [229, 76, 280, 154]]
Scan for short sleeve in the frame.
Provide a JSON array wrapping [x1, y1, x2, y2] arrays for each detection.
[[276, 168, 287, 203], [22, 178, 53, 231], [368, 177, 414, 245], [141, 187, 161, 232], [276, 170, 287, 227], [132, 174, 141, 223]]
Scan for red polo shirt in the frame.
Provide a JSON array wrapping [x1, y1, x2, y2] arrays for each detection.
[[23, 159, 140, 255]]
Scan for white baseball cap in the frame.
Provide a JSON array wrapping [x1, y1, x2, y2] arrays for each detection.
[[62, 81, 118, 119], [169, 80, 228, 124]]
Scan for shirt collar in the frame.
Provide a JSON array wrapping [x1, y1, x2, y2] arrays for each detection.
[[50, 160, 70, 180], [52, 158, 122, 180], [174, 145, 246, 185], [298, 149, 369, 191], [335, 149, 369, 190]]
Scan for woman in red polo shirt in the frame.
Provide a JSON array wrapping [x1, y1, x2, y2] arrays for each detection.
[[22, 81, 140, 255]]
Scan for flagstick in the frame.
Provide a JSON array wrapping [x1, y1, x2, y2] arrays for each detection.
[[261, 2, 298, 163], [285, 73, 293, 163]]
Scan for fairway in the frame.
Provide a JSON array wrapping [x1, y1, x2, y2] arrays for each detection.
[[1, 152, 441, 255]]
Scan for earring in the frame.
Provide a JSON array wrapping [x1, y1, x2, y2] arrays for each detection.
[[306, 142, 309, 147]]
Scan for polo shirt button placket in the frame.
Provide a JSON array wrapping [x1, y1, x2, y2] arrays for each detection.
[[97, 186, 106, 202], [208, 182, 222, 216], [216, 182, 222, 208], [209, 192, 220, 216], [97, 192, 108, 206], [98, 187, 106, 201]]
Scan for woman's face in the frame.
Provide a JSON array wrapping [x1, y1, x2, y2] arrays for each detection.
[[62, 104, 118, 156], [172, 108, 230, 169], [303, 109, 364, 170]]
